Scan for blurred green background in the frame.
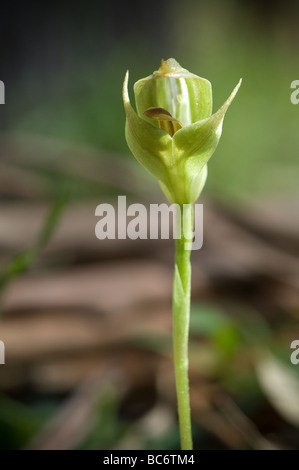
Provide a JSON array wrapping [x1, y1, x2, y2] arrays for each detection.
[[2, 0, 299, 202], [1, 0, 299, 450]]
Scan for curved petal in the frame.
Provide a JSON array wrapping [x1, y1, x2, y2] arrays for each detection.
[[143, 107, 182, 136], [123, 71, 172, 184], [173, 79, 242, 178]]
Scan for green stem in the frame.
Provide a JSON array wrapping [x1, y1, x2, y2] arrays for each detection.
[[173, 203, 193, 450]]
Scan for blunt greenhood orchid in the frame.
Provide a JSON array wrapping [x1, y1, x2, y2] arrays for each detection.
[[123, 58, 241, 205]]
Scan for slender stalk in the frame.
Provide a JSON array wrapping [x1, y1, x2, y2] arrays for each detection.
[[173, 203, 193, 450]]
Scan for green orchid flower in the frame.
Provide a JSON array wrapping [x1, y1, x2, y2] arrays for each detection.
[[123, 58, 241, 205], [122, 59, 242, 450]]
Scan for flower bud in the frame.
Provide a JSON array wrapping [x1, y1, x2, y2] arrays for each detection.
[[123, 59, 241, 204]]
